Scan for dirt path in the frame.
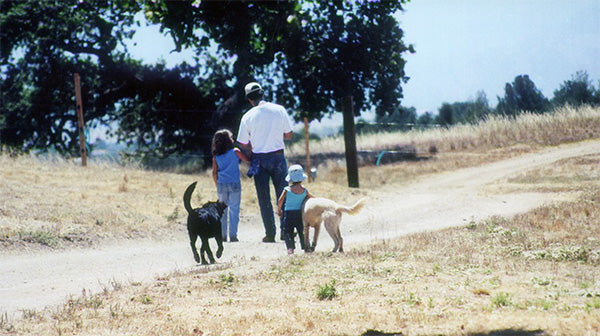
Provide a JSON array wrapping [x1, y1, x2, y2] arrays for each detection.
[[2, 139, 599, 317]]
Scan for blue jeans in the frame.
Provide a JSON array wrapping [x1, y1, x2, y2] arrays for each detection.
[[217, 182, 241, 239], [251, 152, 287, 238]]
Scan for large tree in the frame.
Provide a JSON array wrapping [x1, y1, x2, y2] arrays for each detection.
[[1, 0, 231, 158], [2, 0, 414, 162], [1, 0, 140, 152], [496, 74, 550, 116], [143, 0, 413, 122]]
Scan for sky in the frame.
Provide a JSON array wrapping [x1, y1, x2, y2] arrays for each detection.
[[397, 0, 600, 113], [125, 1, 600, 132]]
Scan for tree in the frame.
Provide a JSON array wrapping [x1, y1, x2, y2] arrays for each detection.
[[437, 91, 491, 125], [2, 0, 414, 162], [0, 0, 140, 153], [437, 103, 454, 126], [375, 105, 416, 126], [416, 111, 435, 127], [1, 0, 232, 160], [143, 0, 413, 123], [496, 74, 550, 116], [552, 71, 600, 108]]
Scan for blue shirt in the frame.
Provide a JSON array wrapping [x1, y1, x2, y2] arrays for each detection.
[[284, 186, 307, 211], [215, 149, 240, 184]]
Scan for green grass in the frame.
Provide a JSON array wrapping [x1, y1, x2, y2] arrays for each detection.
[[316, 279, 337, 300]]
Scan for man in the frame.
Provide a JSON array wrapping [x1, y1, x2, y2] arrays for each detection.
[[237, 82, 293, 243]]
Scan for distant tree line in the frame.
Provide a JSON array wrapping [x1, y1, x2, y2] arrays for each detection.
[[374, 71, 600, 130]]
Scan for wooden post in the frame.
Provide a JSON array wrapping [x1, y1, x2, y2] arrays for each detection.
[[342, 96, 359, 188], [73, 73, 87, 167], [304, 117, 312, 182]]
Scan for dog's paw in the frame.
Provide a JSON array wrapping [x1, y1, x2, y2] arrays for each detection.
[[216, 250, 223, 258]]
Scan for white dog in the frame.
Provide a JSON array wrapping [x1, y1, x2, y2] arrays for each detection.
[[302, 197, 366, 252]]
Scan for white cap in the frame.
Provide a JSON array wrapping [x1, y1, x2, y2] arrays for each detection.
[[244, 82, 263, 97]]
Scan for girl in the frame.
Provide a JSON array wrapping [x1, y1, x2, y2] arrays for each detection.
[[277, 164, 314, 254], [212, 129, 249, 242]]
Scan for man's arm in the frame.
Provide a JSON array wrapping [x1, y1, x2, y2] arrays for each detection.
[[283, 131, 293, 140]]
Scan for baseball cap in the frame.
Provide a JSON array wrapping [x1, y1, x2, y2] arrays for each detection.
[[286, 164, 308, 183], [244, 82, 263, 98]]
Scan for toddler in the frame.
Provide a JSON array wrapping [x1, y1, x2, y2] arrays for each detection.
[[277, 164, 314, 254]]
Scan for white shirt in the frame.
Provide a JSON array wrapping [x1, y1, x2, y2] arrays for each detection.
[[237, 101, 292, 153]]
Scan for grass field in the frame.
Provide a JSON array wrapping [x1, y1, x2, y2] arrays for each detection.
[[1, 105, 600, 335]]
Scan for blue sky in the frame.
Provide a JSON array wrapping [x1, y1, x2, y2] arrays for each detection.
[[397, 0, 600, 113], [127, 1, 600, 118]]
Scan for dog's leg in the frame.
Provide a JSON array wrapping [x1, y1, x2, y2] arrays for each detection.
[[323, 214, 340, 252], [312, 223, 321, 252], [216, 236, 224, 259], [336, 219, 344, 253], [200, 237, 214, 264], [189, 233, 201, 263], [304, 225, 315, 252]]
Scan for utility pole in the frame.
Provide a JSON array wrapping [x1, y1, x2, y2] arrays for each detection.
[[342, 96, 359, 188], [73, 73, 87, 167], [304, 117, 312, 182]]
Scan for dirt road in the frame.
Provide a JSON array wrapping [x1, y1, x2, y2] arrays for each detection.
[[2, 139, 599, 317]]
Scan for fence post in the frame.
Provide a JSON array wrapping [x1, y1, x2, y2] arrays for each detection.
[[304, 117, 312, 182], [73, 73, 87, 167], [342, 96, 359, 188]]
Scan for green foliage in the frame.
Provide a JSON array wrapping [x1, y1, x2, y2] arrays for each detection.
[[220, 273, 235, 287], [0, 0, 140, 154], [316, 279, 337, 300], [496, 74, 550, 116], [491, 291, 511, 308], [553, 71, 600, 108], [2, 0, 413, 162], [143, 0, 413, 123], [375, 105, 417, 126]]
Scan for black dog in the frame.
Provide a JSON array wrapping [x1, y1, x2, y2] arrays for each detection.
[[183, 181, 228, 264]]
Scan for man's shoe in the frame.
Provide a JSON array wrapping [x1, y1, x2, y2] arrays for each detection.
[[262, 236, 275, 243], [230, 237, 239, 242]]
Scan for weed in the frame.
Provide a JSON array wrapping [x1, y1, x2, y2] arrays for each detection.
[[523, 244, 589, 263], [220, 273, 235, 286], [139, 295, 152, 305], [531, 276, 553, 287], [317, 279, 337, 300], [167, 206, 180, 222], [535, 298, 554, 310], [491, 292, 512, 308], [19, 229, 61, 247], [585, 297, 600, 312], [406, 292, 421, 306]]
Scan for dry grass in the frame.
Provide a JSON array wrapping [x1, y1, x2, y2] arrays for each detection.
[[3, 155, 599, 335], [2, 105, 600, 335], [289, 105, 600, 156]]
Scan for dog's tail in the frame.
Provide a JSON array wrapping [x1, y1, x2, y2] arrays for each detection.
[[183, 181, 197, 214], [338, 197, 366, 215]]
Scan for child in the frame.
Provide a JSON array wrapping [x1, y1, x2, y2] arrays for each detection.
[[277, 164, 314, 254], [212, 129, 249, 242]]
